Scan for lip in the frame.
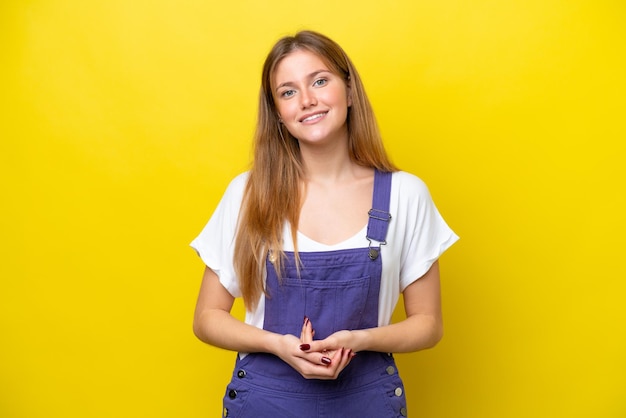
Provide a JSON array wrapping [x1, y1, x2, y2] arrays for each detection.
[[299, 111, 328, 123]]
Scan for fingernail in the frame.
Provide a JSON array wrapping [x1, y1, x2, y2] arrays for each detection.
[[299, 344, 310, 351], [321, 357, 331, 365], [304, 316, 309, 325], [350, 351, 357, 358]]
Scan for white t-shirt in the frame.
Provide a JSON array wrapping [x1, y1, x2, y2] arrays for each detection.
[[191, 171, 459, 330]]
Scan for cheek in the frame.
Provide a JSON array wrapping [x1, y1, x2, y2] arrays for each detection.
[[273, 95, 290, 116], [276, 102, 296, 119], [331, 87, 350, 107]]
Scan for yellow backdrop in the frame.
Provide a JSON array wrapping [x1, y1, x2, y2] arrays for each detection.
[[2, 0, 624, 417]]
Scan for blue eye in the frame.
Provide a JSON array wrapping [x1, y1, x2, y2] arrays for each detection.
[[281, 89, 295, 98], [313, 78, 327, 87]]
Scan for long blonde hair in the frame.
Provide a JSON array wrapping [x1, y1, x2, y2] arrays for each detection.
[[234, 30, 396, 311]]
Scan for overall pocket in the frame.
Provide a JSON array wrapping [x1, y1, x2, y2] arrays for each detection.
[[263, 275, 371, 339]]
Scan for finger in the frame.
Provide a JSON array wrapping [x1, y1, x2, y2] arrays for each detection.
[[340, 347, 355, 366], [299, 316, 307, 339], [305, 340, 337, 354], [323, 346, 346, 367], [325, 348, 348, 379], [315, 347, 341, 370], [328, 348, 355, 379], [296, 348, 356, 380], [301, 317, 315, 345]]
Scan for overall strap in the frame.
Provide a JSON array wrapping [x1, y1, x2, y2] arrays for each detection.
[[366, 170, 393, 248]]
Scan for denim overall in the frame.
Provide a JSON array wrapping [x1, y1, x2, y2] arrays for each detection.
[[221, 171, 408, 417]]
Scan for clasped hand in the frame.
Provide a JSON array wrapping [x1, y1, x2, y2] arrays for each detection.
[[276, 316, 356, 380]]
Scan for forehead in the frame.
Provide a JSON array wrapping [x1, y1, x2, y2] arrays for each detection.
[[272, 49, 333, 84]]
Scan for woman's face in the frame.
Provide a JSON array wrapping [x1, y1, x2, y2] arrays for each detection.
[[272, 49, 351, 147]]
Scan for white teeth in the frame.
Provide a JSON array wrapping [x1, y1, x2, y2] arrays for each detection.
[[302, 113, 326, 122]]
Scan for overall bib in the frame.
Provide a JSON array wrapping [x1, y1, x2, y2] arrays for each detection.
[[221, 171, 408, 418]]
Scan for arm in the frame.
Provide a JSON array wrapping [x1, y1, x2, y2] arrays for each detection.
[[192, 266, 354, 378], [303, 261, 443, 354], [192, 266, 273, 352]]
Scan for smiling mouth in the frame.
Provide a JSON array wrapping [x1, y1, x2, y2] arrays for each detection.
[[300, 112, 327, 123]]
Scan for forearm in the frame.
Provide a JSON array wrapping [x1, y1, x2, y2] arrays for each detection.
[[356, 261, 444, 353], [193, 266, 287, 355], [351, 314, 443, 353], [193, 308, 282, 354]]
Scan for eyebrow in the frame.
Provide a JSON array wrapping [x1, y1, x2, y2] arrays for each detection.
[[275, 70, 332, 92]]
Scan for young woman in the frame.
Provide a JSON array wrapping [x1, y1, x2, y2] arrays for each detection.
[[191, 30, 458, 417]]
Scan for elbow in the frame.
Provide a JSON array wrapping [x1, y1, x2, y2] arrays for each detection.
[[192, 310, 210, 343], [405, 314, 443, 351], [192, 317, 203, 341], [422, 319, 444, 350], [192, 318, 202, 341], [428, 323, 444, 348], [193, 307, 233, 347]]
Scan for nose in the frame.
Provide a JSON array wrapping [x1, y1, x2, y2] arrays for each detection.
[[300, 88, 317, 109]]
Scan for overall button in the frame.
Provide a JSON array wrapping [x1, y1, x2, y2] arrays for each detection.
[[400, 407, 408, 416], [237, 369, 246, 378], [394, 387, 403, 397], [228, 389, 237, 399], [385, 365, 395, 375]]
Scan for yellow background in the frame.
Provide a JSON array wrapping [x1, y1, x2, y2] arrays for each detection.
[[2, 0, 625, 417]]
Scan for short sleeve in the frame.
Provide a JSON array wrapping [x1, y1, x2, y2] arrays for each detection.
[[190, 172, 248, 297], [395, 172, 459, 291]]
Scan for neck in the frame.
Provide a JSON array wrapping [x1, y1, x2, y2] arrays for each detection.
[[300, 150, 375, 189], [298, 137, 354, 181]]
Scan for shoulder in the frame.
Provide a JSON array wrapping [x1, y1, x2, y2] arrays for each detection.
[[209, 172, 249, 215], [226, 171, 249, 192], [221, 172, 249, 200], [391, 171, 431, 199]]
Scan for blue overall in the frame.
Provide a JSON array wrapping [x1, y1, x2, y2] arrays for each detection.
[[221, 171, 408, 417]]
